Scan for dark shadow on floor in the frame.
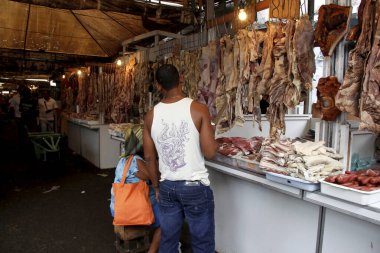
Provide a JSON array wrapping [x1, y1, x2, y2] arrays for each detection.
[[0, 118, 195, 253], [0, 119, 115, 253]]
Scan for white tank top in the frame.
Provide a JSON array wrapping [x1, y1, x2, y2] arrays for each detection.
[[151, 98, 209, 185]]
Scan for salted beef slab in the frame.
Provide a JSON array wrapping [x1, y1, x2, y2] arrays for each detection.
[[295, 15, 315, 91], [267, 24, 288, 140], [257, 23, 277, 96], [335, 0, 375, 117], [314, 4, 352, 56], [316, 76, 341, 121], [360, 0, 380, 133], [346, 0, 366, 41]]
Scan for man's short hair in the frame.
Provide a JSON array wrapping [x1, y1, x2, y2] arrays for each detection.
[[155, 64, 179, 91]]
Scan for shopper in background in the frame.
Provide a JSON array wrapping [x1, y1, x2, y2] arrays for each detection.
[[143, 64, 218, 253], [38, 90, 58, 132]]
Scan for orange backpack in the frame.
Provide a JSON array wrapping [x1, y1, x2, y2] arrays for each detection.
[[113, 156, 155, 226]]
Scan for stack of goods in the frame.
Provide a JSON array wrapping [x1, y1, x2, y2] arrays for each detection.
[[216, 136, 263, 161], [68, 112, 98, 122], [259, 139, 294, 174], [108, 123, 143, 139], [260, 139, 344, 182], [324, 169, 380, 191]]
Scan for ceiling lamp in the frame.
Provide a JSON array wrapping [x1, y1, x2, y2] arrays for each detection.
[[238, 0, 247, 21], [116, 59, 122, 66], [77, 70, 82, 76], [238, 8, 247, 21]]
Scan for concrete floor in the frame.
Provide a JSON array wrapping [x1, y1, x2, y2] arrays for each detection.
[[0, 119, 193, 253], [0, 119, 125, 253]]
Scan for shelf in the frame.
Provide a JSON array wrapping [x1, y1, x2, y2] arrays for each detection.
[[206, 160, 303, 198], [304, 192, 380, 226]]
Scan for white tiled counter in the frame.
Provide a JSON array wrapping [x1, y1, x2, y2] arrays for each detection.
[[67, 119, 121, 169], [206, 160, 380, 253], [206, 161, 321, 253], [304, 192, 380, 253]]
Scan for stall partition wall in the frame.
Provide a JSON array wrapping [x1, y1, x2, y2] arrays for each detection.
[[67, 120, 120, 169], [321, 209, 380, 253], [209, 168, 321, 253], [217, 114, 311, 139], [208, 161, 380, 253]]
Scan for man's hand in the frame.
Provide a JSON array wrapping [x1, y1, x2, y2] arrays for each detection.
[[154, 187, 159, 202]]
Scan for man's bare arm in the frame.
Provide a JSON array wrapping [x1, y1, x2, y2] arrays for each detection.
[[143, 110, 160, 188], [135, 159, 149, 181], [191, 102, 218, 160]]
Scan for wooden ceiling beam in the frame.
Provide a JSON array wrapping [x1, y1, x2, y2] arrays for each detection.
[[122, 30, 183, 47], [206, 0, 270, 29], [9, 0, 186, 20]]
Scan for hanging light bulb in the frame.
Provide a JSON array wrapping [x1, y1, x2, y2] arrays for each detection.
[[238, 8, 247, 21], [62, 74, 66, 79], [77, 70, 82, 76], [238, 0, 247, 21], [116, 59, 122, 66]]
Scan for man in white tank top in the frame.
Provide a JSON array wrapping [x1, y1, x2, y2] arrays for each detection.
[[143, 64, 218, 253]]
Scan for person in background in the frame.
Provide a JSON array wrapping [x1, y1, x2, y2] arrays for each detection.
[[143, 64, 218, 253], [9, 86, 27, 145], [110, 127, 161, 253], [19, 88, 38, 132], [8, 87, 21, 120], [0, 94, 7, 115], [38, 90, 58, 132]]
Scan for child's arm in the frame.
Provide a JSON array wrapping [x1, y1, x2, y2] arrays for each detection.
[[135, 159, 150, 181]]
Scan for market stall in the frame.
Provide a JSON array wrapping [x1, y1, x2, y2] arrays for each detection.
[[36, 0, 380, 251]]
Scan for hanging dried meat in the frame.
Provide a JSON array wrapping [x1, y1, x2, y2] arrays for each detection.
[[335, 0, 375, 117], [134, 60, 148, 122], [111, 56, 137, 123], [257, 23, 276, 96], [316, 76, 341, 121], [360, 1, 380, 133], [181, 50, 201, 100], [294, 15, 315, 91], [220, 35, 238, 92], [346, 0, 366, 42], [216, 35, 237, 133], [314, 4, 352, 56], [267, 23, 289, 140], [247, 30, 264, 130], [235, 30, 250, 127], [197, 41, 220, 120], [284, 19, 299, 108]]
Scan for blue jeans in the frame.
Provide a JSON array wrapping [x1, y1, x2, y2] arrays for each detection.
[[149, 186, 160, 228], [158, 180, 215, 253]]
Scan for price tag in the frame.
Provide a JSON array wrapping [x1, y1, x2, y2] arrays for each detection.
[[269, 0, 300, 19]]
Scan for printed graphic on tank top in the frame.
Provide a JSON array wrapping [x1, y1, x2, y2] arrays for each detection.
[[151, 98, 210, 185], [156, 119, 190, 171]]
